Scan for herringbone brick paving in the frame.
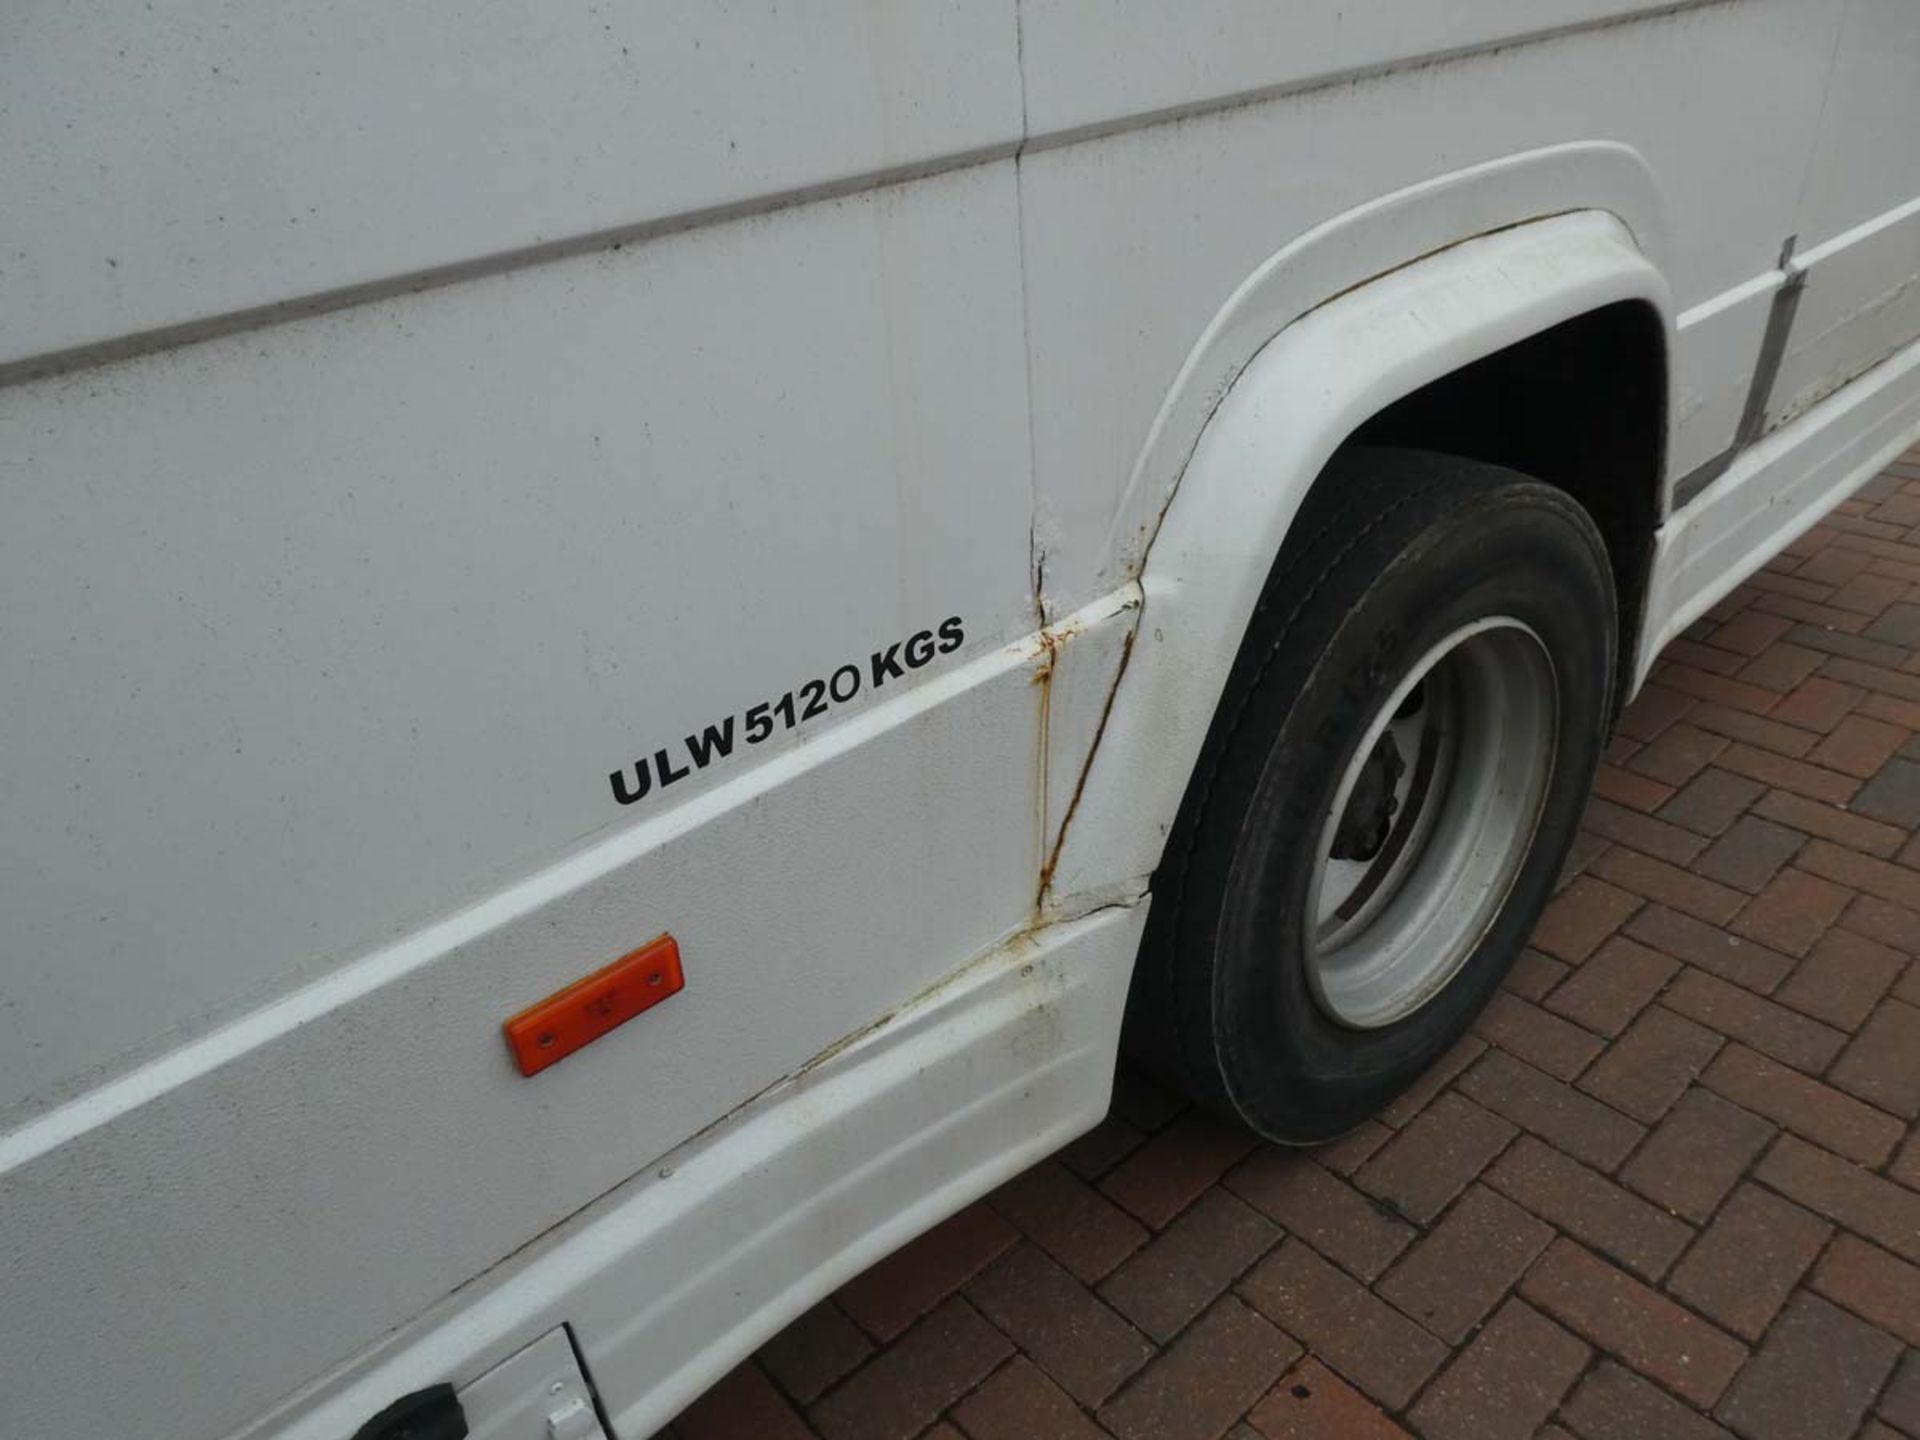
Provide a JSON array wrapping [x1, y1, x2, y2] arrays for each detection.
[[667, 447, 1920, 1440]]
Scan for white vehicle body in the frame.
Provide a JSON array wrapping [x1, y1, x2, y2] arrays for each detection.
[[3, 3, 1918, 1436]]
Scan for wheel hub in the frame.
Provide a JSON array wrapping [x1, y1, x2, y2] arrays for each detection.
[[1330, 731, 1405, 862]]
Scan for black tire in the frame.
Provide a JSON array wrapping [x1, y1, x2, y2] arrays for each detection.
[[1127, 446, 1616, 1142]]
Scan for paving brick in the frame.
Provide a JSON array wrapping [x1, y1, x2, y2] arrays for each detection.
[[1868, 492, 1920, 526], [1868, 600, 1920, 645], [1749, 589, 1872, 634], [1687, 700, 1821, 758], [1406, 1299, 1589, 1440], [1827, 512, 1912, 544], [1713, 1292, 1901, 1440], [1545, 935, 1678, 1037], [1786, 623, 1906, 670], [1758, 559, 1842, 592], [1558, 1359, 1734, 1440], [1604, 731, 1644, 765], [1375, 1185, 1552, 1345], [1581, 796, 1709, 864], [1351, 1092, 1515, 1224], [1889, 1127, 1920, 1190], [1791, 545, 1874, 588], [1096, 1297, 1297, 1440], [1711, 610, 1796, 657], [1100, 1190, 1279, 1344], [1715, 743, 1861, 806], [1471, 992, 1604, 1080], [1751, 568, 1835, 602], [1531, 876, 1644, 963], [1661, 968, 1848, 1072], [1841, 892, 1920, 953], [1667, 638, 1747, 677], [1631, 723, 1731, 786], [1693, 815, 1807, 894], [1627, 903, 1797, 993], [1592, 764, 1675, 812], [1618, 682, 1697, 741], [1742, 641, 1825, 695], [1578, 1006, 1722, 1126], [1224, 1151, 1413, 1281], [1755, 1134, 1920, 1263], [1807, 713, 1910, 778], [1379, 1035, 1486, 1128], [1859, 686, 1920, 728], [1830, 570, 1912, 616], [1824, 655, 1920, 705], [1661, 768, 1768, 836], [1731, 866, 1857, 957], [1238, 1240, 1446, 1409], [1244, 1356, 1410, 1440], [678, 1362, 817, 1440], [1666, 1184, 1830, 1341], [757, 1302, 873, 1405], [1593, 847, 1746, 925], [1619, 1086, 1776, 1223], [1486, 1135, 1690, 1281], [1521, 1239, 1746, 1407], [1777, 928, 1908, 1028], [1809, 1234, 1920, 1345], [1877, 1351, 1920, 1436], [1059, 1116, 1147, 1183], [1311, 1119, 1391, 1178], [1829, 998, 1920, 1118], [1100, 1111, 1257, 1230], [1660, 664, 1782, 716], [966, 1244, 1153, 1408], [950, 1357, 1108, 1440], [810, 1299, 1011, 1440], [1752, 787, 1906, 857], [1443, 1052, 1643, 1175], [837, 1202, 1017, 1341], [1850, 757, 1920, 828], [1502, 948, 1571, 1003], [1703, 1044, 1903, 1165], [989, 1161, 1147, 1284], [1461, 1049, 1646, 1168], [1897, 956, 1920, 1004]]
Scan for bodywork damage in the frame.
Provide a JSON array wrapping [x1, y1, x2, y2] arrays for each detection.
[[1026, 581, 1147, 922]]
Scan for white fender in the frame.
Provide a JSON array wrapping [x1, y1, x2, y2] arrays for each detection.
[[1045, 208, 1672, 912], [1063, 141, 1673, 606]]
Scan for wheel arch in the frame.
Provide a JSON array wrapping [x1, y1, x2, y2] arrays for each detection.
[[1350, 297, 1668, 706], [1042, 196, 1672, 916]]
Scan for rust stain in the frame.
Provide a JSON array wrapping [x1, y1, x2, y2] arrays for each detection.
[[1036, 623, 1136, 910], [1030, 619, 1070, 883]]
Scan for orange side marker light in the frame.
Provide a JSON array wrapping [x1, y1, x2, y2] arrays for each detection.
[[503, 933, 684, 1077]]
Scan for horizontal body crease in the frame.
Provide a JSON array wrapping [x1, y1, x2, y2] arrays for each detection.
[[1, 0, 1731, 389]]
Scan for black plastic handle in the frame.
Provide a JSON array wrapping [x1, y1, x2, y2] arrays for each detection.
[[350, 1383, 467, 1440]]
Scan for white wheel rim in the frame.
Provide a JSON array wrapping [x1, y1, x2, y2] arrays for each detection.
[[1303, 617, 1558, 1029]]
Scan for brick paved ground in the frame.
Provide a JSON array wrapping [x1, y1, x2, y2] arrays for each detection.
[[666, 446, 1920, 1440]]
